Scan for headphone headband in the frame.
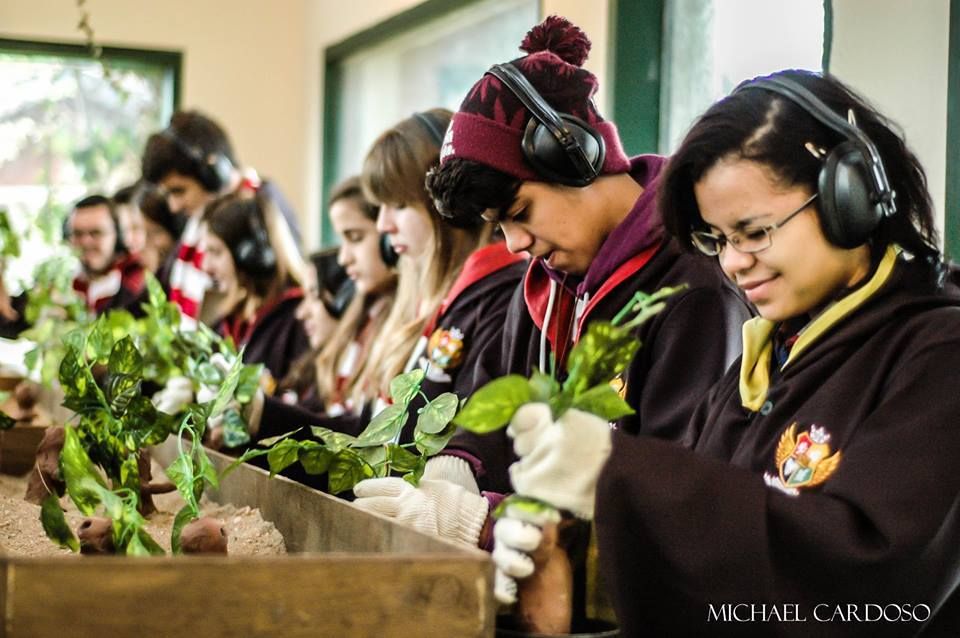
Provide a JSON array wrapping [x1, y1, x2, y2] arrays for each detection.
[[159, 127, 234, 193], [412, 112, 446, 147], [487, 64, 600, 183], [737, 76, 896, 217]]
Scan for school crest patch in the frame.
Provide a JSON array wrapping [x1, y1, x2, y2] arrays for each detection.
[[419, 327, 465, 383], [763, 423, 842, 496]]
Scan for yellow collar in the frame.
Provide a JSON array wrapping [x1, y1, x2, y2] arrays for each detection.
[[739, 245, 899, 411]]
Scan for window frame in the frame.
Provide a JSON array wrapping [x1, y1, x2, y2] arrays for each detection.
[[0, 37, 182, 110], [607, 0, 833, 156], [946, 0, 960, 259]]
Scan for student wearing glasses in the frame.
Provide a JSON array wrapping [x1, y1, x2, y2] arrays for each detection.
[[495, 69, 960, 635]]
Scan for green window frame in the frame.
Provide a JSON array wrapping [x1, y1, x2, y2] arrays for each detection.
[[946, 0, 960, 259], [608, 0, 833, 156]]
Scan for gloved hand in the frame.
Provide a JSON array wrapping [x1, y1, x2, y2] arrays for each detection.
[[196, 352, 233, 404], [352, 456, 488, 547], [507, 403, 613, 520], [152, 376, 194, 415], [491, 501, 561, 605]]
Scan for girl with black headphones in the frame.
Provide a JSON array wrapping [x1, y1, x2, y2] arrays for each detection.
[[500, 69, 960, 635], [200, 191, 310, 385]]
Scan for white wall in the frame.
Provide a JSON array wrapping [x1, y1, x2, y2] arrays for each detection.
[[830, 0, 950, 236], [0, 0, 311, 239]]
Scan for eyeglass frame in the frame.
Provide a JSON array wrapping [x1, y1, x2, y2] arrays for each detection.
[[690, 192, 819, 257]]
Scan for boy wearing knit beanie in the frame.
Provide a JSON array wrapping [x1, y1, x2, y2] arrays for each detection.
[[352, 14, 752, 623]]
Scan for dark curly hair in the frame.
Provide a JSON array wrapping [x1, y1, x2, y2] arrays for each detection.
[[425, 158, 522, 227], [659, 69, 942, 282]]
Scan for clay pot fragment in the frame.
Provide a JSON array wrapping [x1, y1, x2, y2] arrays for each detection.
[[24, 426, 66, 504], [136, 449, 175, 516], [180, 516, 228, 554], [77, 516, 116, 554]]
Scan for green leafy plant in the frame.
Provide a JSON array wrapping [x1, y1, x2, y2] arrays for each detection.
[[164, 354, 251, 553], [40, 426, 164, 556], [0, 209, 21, 260], [455, 286, 682, 433], [247, 368, 460, 494]]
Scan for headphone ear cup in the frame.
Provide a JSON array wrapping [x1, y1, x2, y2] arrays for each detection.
[[234, 229, 277, 277], [379, 233, 399, 267], [818, 141, 883, 248], [521, 114, 605, 187]]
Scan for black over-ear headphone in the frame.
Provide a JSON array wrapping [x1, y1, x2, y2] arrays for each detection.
[[735, 76, 897, 249], [486, 63, 606, 187], [233, 200, 278, 277], [160, 128, 235, 193]]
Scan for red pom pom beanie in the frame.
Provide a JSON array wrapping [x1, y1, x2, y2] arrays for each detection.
[[440, 16, 631, 182]]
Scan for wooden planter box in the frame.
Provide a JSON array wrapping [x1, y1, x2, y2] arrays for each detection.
[[0, 437, 495, 637]]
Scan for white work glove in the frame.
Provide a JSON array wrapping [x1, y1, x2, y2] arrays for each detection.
[[507, 403, 613, 520], [352, 456, 488, 547], [491, 502, 561, 605], [152, 376, 194, 415], [196, 352, 232, 404]]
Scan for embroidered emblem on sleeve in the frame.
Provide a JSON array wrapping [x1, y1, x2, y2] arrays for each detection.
[[419, 327, 465, 383], [763, 423, 842, 496]]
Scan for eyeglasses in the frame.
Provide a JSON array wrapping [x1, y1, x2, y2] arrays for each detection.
[[68, 228, 113, 240], [690, 193, 819, 257]]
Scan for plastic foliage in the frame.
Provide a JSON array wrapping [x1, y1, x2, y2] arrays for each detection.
[[454, 285, 683, 515], [240, 368, 460, 494], [40, 426, 164, 556], [165, 353, 249, 553]]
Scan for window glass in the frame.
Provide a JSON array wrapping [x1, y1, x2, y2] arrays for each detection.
[[661, 0, 825, 153], [0, 44, 177, 289], [328, 0, 539, 200]]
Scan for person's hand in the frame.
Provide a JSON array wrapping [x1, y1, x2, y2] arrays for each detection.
[[507, 403, 613, 520], [352, 456, 488, 546], [152, 376, 194, 415], [491, 501, 561, 605]]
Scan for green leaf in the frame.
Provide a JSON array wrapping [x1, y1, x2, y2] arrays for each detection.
[[528, 370, 560, 403], [267, 439, 302, 476], [170, 505, 194, 555], [196, 361, 222, 386], [453, 375, 531, 433], [492, 494, 557, 520], [61, 427, 108, 515], [416, 392, 459, 435], [257, 428, 301, 447], [327, 449, 373, 494], [354, 404, 408, 447], [87, 316, 115, 363], [40, 493, 79, 552], [384, 444, 422, 474], [134, 528, 166, 556], [570, 384, 635, 421], [298, 443, 333, 475], [414, 421, 457, 457], [0, 410, 15, 430], [220, 408, 251, 448], [208, 354, 245, 419], [165, 454, 198, 517], [563, 322, 639, 398], [107, 337, 143, 377], [107, 372, 140, 418], [235, 363, 264, 403], [356, 444, 388, 475], [389, 368, 425, 405], [309, 426, 358, 452]]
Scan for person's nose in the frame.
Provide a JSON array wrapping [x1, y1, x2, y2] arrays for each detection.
[[377, 205, 396, 234], [500, 221, 534, 254], [338, 244, 352, 267], [718, 243, 756, 280]]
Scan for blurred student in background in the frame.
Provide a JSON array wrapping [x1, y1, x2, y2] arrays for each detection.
[[199, 191, 309, 385], [141, 110, 302, 325]]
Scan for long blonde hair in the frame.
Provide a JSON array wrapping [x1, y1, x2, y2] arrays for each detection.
[[358, 108, 493, 398]]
